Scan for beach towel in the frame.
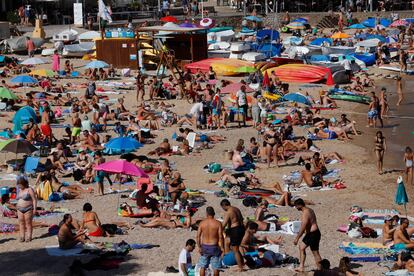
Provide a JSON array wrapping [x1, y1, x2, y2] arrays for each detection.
[[130, 244, 160, 250], [257, 221, 301, 236], [45, 245, 85, 256], [339, 242, 404, 255], [385, 270, 414, 276]]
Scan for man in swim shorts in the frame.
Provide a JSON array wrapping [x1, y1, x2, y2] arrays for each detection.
[[41, 105, 53, 144], [253, 200, 280, 231], [221, 199, 246, 272], [197, 207, 224, 276], [393, 218, 414, 250], [294, 198, 322, 273]]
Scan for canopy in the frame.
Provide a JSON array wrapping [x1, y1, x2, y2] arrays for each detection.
[[179, 22, 196, 28], [256, 30, 279, 41], [292, 18, 308, 24], [310, 38, 333, 46], [245, 16, 263, 22], [283, 92, 311, 105], [95, 160, 148, 177], [10, 75, 38, 84], [347, 23, 366, 29], [21, 57, 47, 65], [12, 106, 37, 133], [331, 32, 350, 39], [199, 18, 215, 29], [0, 87, 18, 100], [160, 16, 178, 23], [362, 18, 391, 28], [390, 20, 408, 28]]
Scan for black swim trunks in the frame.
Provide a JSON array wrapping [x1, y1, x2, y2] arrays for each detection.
[[302, 229, 321, 251], [229, 225, 245, 246]]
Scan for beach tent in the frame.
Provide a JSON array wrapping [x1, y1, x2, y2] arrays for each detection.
[[362, 18, 391, 28], [347, 23, 367, 29], [310, 38, 333, 46], [256, 30, 279, 41], [257, 43, 282, 58], [12, 106, 37, 133]]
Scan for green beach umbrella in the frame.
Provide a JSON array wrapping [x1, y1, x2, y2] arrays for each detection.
[[0, 87, 18, 100], [0, 139, 37, 155], [235, 66, 256, 73], [395, 176, 409, 216]]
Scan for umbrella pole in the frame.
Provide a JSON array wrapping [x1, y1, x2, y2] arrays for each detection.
[[405, 204, 408, 218]]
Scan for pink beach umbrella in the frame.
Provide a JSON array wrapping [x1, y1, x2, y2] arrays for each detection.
[[390, 19, 408, 28], [221, 82, 254, 94], [199, 17, 215, 29], [95, 159, 148, 177]]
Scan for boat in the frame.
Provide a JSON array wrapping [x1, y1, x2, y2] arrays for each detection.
[[282, 46, 310, 59], [242, 52, 266, 62], [62, 42, 95, 57], [352, 53, 376, 66], [230, 42, 251, 52], [265, 64, 335, 85], [0, 36, 44, 53], [52, 29, 79, 44], [207, 30, 235, 43], [329, 94, 371, 104], [307, 54, 365, 69], [270, 57, 303, 66], [355, 39, 380, 53], [321, 46, 356, 55], [283, 36, 303, 46], [78, 31, 101, 42]]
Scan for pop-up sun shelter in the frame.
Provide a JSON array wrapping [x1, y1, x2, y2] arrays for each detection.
[[13, 106, 37, 133]]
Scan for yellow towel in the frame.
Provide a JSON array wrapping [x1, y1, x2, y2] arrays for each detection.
[[35, 181, 53, 201], [341, 241, 387, 249]]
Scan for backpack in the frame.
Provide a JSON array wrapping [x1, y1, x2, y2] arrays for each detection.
[[207, 163, 221, 173]]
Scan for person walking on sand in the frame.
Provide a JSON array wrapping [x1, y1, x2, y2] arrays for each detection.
[[52, 50, 60, 73], [293, 198, 322, 273], [374, 131, 386, 175], [221, 199, 246, 272], [16, 176, 37, 242], [404, 146, 414, 185], [396, 76, 404, 106], [197, 206, 224, 276], [136, 72, 145, 103]]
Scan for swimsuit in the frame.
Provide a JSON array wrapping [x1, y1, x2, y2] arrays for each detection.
[[228, 225, 245, 246], [198, 244, 221, 270], [406, 159, 413, 168], [41, 124, 52, 136], [17, 190, 33, 213], [302, 229, 321, 251], [84, 218, 104, 237], [265, 222, 277, 232]]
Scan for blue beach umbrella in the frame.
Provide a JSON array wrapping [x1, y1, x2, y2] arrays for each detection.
[[395, 176, 409, 216], [292, 18, 308, 24], [283, 93, 311, 105], [245, 16, 263, 22], [347, 23, 367, 29], [10, 75, 38, 84], [310, 38, 333, 46], [104, 137, 143, 155], [85, 60, 109, 69]]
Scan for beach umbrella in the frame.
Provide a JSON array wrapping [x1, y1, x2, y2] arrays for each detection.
[[390, 19, 408, 28], [84, 60, 109, 69], [262, 71, 270, 87], [0, 139, 37, 155], [179, 22, 196, 28], [283, 92, 311, 105], [160, 16, 178, 23], [331, 32, 350, 39], [29, 69, 55, 77], [292, 18, 308, 24], [95, 159, 148, 177], [347, 23, 366, 29], [0, 87, 17, 100], [199, 18, 215, 29], [104, 137, 143, 153], [10, 75, 38, 84], [286, 22, 305, 30], [245, 15, 263, 22], [20, 57, 46, 65], [235, 66, 256, 73], [310, 37, 333, 46], [221, 82, 254, 94], [395, 176, 409, 217]]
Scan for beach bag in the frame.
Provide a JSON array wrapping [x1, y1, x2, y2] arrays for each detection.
[[360, 227, 378, 238], [281, 221, 301, 234], [73, 169, 83, 181]]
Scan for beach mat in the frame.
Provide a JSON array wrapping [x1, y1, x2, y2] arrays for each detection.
[[339, 242, 404, 255], [45, 245, 85, 256]]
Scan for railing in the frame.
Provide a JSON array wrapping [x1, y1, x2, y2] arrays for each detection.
[[90, 10, 157, 22]]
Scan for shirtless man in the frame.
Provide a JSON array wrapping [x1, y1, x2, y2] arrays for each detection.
[[82, 130, 102, 151], [40, 105, 53, 144], [253, 200, 281, 231], [197, 207, 224, 276], [383, 216, 396, 245], [148, 138, 171, 156], [293, 198, 322, 272], [393, 218, 414, 250], [58, 214, 87, 249], [240, 221, 282, 255], [298, 163, 323, 187], [221, 199, 245, 272]]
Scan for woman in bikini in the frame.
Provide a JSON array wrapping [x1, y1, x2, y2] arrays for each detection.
[[374, 131, 386, 175], [264, 128, 285, 168], [81, 203, 105, 237], [404, 146, 414, 185], [139, 212, 192, 229], [16, 176, 37, 242]]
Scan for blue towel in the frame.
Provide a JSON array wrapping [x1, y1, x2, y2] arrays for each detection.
[[130, 244, 159, 250]]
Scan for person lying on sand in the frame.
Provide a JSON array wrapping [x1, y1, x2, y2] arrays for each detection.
[[139, 213, 192, 229], [252, 200, 286, 232], [240, 221, 282, 255], [119, 202, 155, 217], [148, 138, 172, 156], [393, 252, 414, 273]]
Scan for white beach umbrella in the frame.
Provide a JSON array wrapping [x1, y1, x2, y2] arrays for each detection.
[[21, 57, 47, 65]]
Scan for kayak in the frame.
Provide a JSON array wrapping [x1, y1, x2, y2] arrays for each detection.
[[264, 64, 335, 85], [208, 26, 233, 33], [329, 94, 371, 104]]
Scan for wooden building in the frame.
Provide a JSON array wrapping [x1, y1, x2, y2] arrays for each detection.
[[95, 38, 139, 69]]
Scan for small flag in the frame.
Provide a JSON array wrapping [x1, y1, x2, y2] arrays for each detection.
[[98, 0, 112, 23]]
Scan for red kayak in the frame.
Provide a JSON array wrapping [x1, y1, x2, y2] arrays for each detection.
[[270, 57, 303, 66], [268, 64, 334, 85]]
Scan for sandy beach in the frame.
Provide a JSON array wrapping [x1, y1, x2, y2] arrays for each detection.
[[0, 28, 414, 276]]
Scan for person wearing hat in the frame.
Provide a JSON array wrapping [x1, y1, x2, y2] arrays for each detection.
[[383, 215, 396, 245]]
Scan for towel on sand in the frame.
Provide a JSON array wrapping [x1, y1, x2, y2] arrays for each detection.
[[45, 245, 85, 256], [339, 242, 404, 255]]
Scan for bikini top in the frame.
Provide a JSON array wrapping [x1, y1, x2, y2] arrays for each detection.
[[17, 190, 31, 201]]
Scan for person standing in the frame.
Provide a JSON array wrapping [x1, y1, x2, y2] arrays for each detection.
[[212, 88, 222, 129], [236, 85, 248, 128], [396, 76, 404, 106], [52, 50, 60, 73], [404, 147, 414, 185], [26, 37, 35, 57], [41, 105, 53, 145], [221, 199, 245, 272], [16, 176, 37, 242], [136, 72, 145, 104], [178, 239, 196, 276], [374, 131, 386, 175], [293, 198, 322, 273], [197, 206, 224, 276], [343, 58, 352, 81]]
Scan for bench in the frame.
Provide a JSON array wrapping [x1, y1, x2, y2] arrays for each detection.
[[203, 6, 217, 16]]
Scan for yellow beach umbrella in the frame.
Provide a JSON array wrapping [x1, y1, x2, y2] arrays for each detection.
[[331, 32, 350, 39]]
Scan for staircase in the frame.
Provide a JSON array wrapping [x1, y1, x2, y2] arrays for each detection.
[[316, 15, 339, 29]]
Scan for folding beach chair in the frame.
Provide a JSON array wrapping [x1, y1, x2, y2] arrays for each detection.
[[23, 156, 45, 176]]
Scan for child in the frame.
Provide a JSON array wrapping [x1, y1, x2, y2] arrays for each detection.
[[178, 239, 196, 276]]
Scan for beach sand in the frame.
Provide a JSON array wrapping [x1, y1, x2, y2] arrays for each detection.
[[0, 52, 412, 276]]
